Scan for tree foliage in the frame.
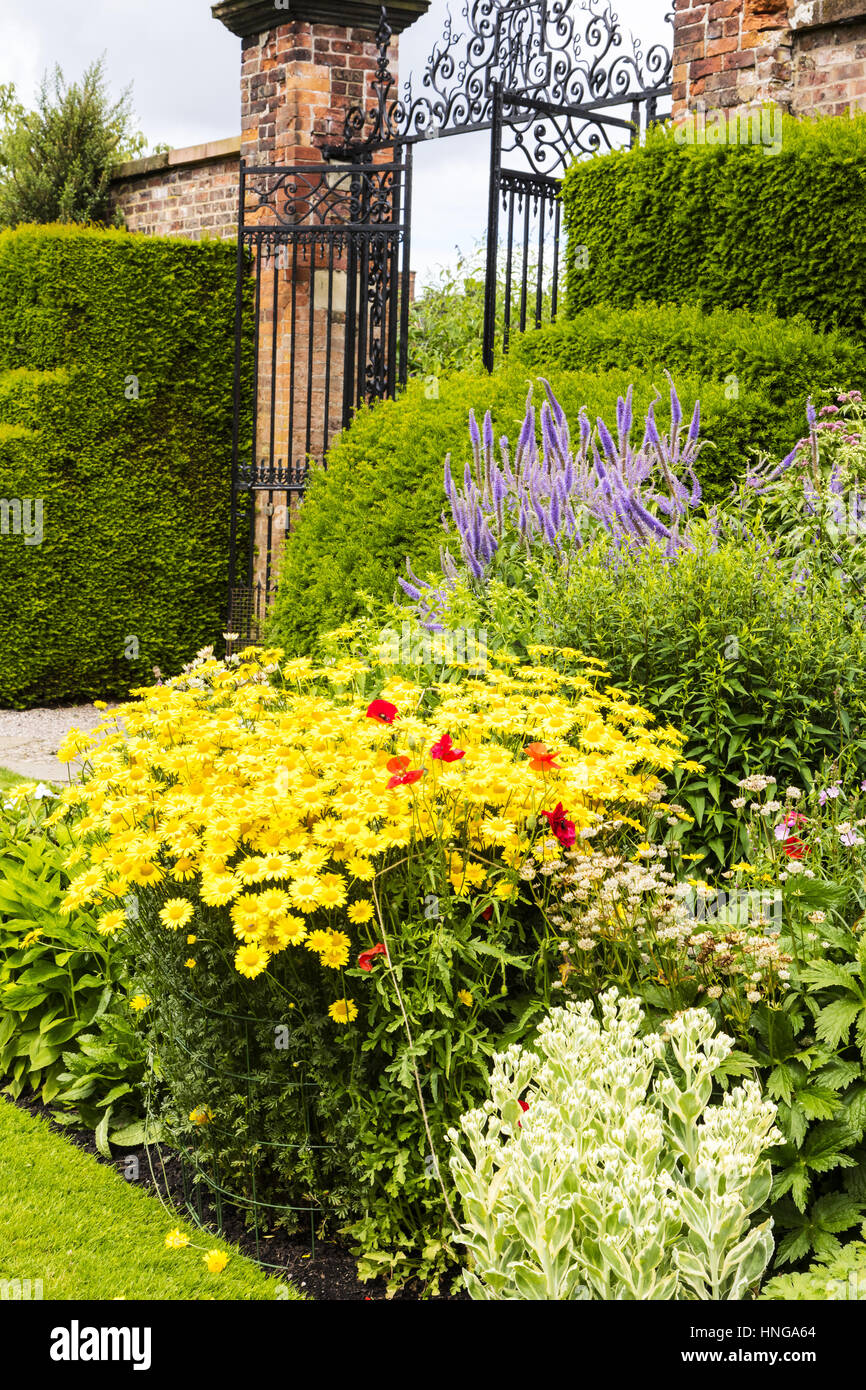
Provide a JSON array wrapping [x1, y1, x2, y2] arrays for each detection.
[[0, 58, 147, 228]]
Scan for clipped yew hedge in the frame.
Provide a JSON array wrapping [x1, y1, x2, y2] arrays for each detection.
[[0, 224, 249, 708], [560, 111, 866, 334]]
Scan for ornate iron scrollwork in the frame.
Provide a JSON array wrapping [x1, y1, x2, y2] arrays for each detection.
[[328, 0, 673, 158], [241, 163, 402, 230]]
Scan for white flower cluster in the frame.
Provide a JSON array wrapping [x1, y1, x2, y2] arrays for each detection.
[[737, 774, 777, 794], [448, 990, 780, 1301], [547, 853, 791, 1003]]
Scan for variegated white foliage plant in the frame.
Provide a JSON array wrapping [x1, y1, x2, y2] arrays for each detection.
[[448, 989, 781, 1300]]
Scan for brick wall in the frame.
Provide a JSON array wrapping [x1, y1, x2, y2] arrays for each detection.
[[673, 0, 866, 117], [109, 137, 241, 240]]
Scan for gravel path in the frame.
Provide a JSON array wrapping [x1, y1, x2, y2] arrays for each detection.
[[0, 704, 118, 783]]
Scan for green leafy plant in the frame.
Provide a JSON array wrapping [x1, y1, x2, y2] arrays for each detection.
[[443, 533, 866, 865], [734, 389, 866, 602], [760, 1225, 866, 1299], [449, 990, 780, 1300], [0, 785, 147, 1144]]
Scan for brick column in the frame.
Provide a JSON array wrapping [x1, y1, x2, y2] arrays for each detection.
[[212, 0, 430, 619], [673, 0, 866, 117]]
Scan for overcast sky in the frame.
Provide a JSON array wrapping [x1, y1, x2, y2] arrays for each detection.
[[0, 0, 671, 283]]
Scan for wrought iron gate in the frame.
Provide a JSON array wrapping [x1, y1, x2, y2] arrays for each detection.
[[228, 1, 672, 636], [228, 152, 412, 638]]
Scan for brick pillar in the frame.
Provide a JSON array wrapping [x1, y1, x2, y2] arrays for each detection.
[[212, 0, 430, 619], [673, 0, 866, 117]]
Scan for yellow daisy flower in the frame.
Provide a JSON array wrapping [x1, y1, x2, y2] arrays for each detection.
[[159, 898, 194, 931], [97, 908, 127, 937], [328, 998, 358, 1024], [234, 943, 270, 979]]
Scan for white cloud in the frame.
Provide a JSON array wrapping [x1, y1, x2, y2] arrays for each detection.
[[0, 9, 42, 101]]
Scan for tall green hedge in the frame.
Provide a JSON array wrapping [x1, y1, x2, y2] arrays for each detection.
[[515, 302, 864, 407], [267, 361, 807, 655], [0, 224, 248, 708], [561, 112, 866, 334]]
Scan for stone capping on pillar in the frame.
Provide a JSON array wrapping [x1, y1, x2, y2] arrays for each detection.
[[212, 0, 431, 38], [789, 0, 866, 31]]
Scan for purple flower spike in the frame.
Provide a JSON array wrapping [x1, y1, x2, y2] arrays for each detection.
[[596, 417, 618, 464], [410, 375, 711, 612], [668, 375, 683, 436], [644, 403, 662, 452]]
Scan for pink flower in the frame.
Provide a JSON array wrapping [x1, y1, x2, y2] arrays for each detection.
[[430, 733, 465, 763]]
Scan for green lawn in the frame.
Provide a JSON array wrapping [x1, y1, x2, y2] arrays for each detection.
[[0, 767, 24, 792], [0, 1098, 303, 1300]]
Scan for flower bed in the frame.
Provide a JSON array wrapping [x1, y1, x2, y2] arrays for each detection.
[[49, 643, 689, 1288]]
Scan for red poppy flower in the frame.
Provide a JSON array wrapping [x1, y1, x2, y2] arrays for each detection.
[[430, 733, 465, 763], [387, 767, 425, 790], [525, 741, 560, 772], [358, 943, 387, 972], [517, 1097, 529, 1130], [784, 836, 809, 860], [386, 755, 410, 773], [778, 811, 810, 859], [367, 699, 398, 724], [481, 905, 493, 922], [540, 802, 576, 850]]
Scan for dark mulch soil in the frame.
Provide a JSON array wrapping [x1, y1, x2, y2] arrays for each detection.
[[13, 1094, 465, 1302]]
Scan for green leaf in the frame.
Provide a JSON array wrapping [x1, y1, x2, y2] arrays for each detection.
[[802, 961, 860, 993], [816, 1000, 862, 1050], [96, 1083, 132, 1108], [40, 1018, 84, 1046], [109, 1118, 163, 1148], [14, 962, 67, 987], [798, 1087, 841, 1121], [94, 1106, 113, 1158], [817, 1058, 861, 1091], [463, 939, 530, 970]]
